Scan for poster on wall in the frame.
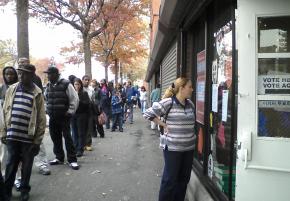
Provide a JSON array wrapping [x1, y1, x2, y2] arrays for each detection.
[[196, 50, 206, 124], [222, 90, 229, 122], [212, 84, 218, 112], [214, 21, 233, 86], [212, 60, 218, 84]]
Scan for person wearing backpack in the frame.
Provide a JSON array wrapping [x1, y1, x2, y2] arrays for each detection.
[[143, 77, 196, 201]]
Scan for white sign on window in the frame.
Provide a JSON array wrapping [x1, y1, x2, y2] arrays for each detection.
[[258, 75, 290, 94], [222, 90, 229, 122]]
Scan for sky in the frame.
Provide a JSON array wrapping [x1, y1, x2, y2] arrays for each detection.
[[0, 5, 114, 81]]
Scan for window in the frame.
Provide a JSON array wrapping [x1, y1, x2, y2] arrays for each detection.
[[258, 16, 290, 53], [210, 21, 236, 199], [257, 16, 290, 138]]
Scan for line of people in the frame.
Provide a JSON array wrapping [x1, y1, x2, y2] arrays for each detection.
[[0, 58, 144, 201]]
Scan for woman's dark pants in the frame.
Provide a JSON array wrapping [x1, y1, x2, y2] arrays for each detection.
[[158, 148, 194, 201]]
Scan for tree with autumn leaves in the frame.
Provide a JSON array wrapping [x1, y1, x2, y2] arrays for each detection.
[[29, 0, 126, 78], [31, 57, 64, 84], [1, 0, 149, 81], [62, 0, 149, 82]]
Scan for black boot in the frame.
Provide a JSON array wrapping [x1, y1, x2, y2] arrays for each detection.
[[0, 173, 7, 201], [21, 192, 29, 201]]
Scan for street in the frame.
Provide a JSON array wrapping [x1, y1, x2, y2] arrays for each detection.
[[10, 111, 163, 201]]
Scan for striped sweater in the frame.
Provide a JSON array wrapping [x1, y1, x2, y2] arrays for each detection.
[[6, 85, 34, 143], [143, 96, 196, 151]]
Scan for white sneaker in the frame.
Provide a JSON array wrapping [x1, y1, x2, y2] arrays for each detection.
[[69, 162, 79, 170], [14, 178, 21, 191]]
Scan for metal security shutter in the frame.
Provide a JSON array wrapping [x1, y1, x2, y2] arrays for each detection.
[[161, 41, 177, 96]]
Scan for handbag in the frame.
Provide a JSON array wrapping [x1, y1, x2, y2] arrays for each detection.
[[98, 112, 107, 125]]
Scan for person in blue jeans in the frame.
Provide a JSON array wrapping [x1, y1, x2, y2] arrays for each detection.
[[111, 90, 123, 132], [143, 77, 196, 201], [125, 80, 136, 124]]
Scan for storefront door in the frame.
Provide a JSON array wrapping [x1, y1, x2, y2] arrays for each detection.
[[236, 0, 290, 201]]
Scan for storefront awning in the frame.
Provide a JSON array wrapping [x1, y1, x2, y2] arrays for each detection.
[[145, 0, 210, 82]]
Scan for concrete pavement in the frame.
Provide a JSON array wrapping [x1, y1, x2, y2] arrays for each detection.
[[10, 110, 163, 201]]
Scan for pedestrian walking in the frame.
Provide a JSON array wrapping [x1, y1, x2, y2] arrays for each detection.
[[143, 77, 196, 201], [44, 67, 80, 170], [71, 78, 90, 157], [0, 64, 46, 201]]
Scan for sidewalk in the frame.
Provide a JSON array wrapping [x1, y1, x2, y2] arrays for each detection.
[[10, 109, 164, 201]]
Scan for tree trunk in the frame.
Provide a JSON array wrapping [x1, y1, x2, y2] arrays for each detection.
[[17, 0, 29, 58], [114, 59, 118, 84], [83, 34, 92, 78], [120, 62, 123, 84], [104, 61, 109, 82]]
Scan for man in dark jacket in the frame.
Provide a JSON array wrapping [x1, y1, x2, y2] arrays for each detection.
[[44, 67, 80, 170]]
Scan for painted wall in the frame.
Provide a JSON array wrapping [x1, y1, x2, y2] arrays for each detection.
[[236, 0, 290, 201]]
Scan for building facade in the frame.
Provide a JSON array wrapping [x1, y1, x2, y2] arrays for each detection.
[[147, 0, 290, 201]]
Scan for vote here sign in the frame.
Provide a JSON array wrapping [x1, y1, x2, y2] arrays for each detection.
[[258, 75, 290, 94]]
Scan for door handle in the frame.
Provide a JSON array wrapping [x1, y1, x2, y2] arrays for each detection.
[[238, 92, 249, 98], [237, 132, 252, 161]]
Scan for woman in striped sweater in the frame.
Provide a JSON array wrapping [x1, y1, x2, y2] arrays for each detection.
[[143, 77, 196, 201]]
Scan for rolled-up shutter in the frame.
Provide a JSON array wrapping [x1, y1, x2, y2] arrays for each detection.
[[161, 41, 177, 97]]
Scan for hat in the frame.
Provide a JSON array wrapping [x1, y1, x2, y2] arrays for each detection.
[[17, 64, 36, 73], [43, 67, 59, 74], [18, 57, 30, 65]]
